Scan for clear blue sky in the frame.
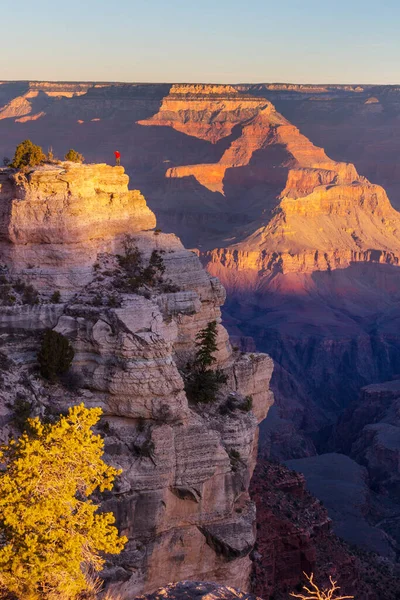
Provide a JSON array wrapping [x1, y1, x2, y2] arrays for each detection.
[[2, 0, 400, 83]]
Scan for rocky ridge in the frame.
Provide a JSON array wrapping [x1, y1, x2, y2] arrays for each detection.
[[0, 162, 273, 598]]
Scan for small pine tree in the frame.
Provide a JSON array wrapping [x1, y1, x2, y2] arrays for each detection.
[[149, 250, 166, 275], [290, 573, 354, 600], [64, 149, 84, 163], [0, 404, 127, 600], [38, 329, 74, 381], [194, 320, 218, 370], [11, 140, 46, 169], [184, 321, 227, 404]]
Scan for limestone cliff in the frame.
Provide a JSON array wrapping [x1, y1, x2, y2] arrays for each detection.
[[0, 163, 273, 598]]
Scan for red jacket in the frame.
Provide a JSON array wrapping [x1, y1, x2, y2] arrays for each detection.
[[114, 151, 121, 159]]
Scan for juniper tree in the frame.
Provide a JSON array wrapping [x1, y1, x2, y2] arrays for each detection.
[[38, 329, 74, 382], [11, 140, 46, 169], [0, 404, 127, 600], [64, 149, 84, 163]]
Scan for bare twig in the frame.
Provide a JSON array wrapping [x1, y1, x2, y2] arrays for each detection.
[[290, 573, 354, 600]]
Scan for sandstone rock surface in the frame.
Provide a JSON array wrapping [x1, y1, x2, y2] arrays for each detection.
[[0, 163, 155, 294], [137, 580, 262, 600]]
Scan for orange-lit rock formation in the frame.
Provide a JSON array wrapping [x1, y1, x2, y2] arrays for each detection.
[[140, 85, 359, 198], [0, 163, 155, 293]]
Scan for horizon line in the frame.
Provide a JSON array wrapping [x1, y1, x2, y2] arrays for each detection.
[[1, 79, 400, 87]]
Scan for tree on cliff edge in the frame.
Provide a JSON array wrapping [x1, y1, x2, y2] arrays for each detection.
[[0, 404, 127, 600], [184, 320, 227, 404], [194, 320, 218, 369], [65, 148, 84, 163], [10, 140, 46, 169]]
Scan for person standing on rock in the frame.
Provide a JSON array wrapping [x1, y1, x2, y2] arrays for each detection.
[[114, 150, 121, 166]]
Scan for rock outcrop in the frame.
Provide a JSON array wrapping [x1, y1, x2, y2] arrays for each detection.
[[140, 84, 359, 200], [251, 460, 400, 600], [334, 380, 400, 501], [0, 163, 273, 598], [0, 163, 155, 294], [137, 580, 262, 600]]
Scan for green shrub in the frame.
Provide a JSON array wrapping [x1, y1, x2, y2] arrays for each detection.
[[0, 283, 16, 306], [162, 281, 180, 293], [91, 293, 103, 307], [117, 237, 166, 291], [107, 293, 121, 307], [22, 284, 39, 305], [38, 329, 74, 382], [118, 237, 142, 274], [11, 280, 39, 305], [219, 397, 236, 415], [228, 449, 242, 472], [240, 395, 253, 412], [11, 140, 46, 169], [64, 148, 84, 163], [12, 394, 33, 432], [133, 438, 155, 459], [149, 249, 166, 275], [0, 352, 11, 371], [50, 290, 61, 303]]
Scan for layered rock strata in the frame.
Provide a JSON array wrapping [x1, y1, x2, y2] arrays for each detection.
[[0, 163, 273, 598], [0, 163, 155, 294], [140, 84, 358, 199]]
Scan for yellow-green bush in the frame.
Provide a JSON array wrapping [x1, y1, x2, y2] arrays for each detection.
[[0, 404, 127, 600]]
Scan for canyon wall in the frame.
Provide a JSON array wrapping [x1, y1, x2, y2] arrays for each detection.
[[0, 163, 273, 598], [2, 82, 400, 455], [2, 82, 400, 575]]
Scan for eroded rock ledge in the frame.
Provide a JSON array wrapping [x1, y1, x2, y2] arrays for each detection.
[[0, 163, 273, 598]]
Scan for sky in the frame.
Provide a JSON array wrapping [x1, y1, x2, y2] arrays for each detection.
[[2, 0, 400, 84]]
